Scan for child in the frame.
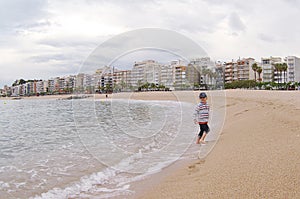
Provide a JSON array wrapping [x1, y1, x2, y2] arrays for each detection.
[[194, 92, 210, 144]]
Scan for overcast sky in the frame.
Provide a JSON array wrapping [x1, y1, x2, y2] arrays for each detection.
[[1, 0, 300, 87]]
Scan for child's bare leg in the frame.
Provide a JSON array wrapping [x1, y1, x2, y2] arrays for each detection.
[[200, 132, 207, 143], [196, 136, 201, 144]]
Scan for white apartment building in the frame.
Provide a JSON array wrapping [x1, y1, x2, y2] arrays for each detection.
[[284, 56, 300, 83], [0, 89, 4, 96], [261, 56, 282, 82], [100, 74, 113, 90], [224, 58, 256, 83], [83, 74, 93, 89], [43, 80, 49, 92], [75, 73, 84, 91], [113, 70, 131, 90], [224, 61, 235, 83], [174, 65, 187, 89], [190, 57, 215, 85], [11, 85, 19, 96], [48, 79, 55, 92], [65, 76, 76, 91], [186, 63, 200, 87], [160, 64, 175, 88], [36, 80, 44, 93], [131, 60, 161, 87], [215, 62, 225, 88], [237, 58, 255, 81], [23, 82, 34, 95]]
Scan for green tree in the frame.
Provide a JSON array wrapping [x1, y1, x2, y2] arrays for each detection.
[[150, 83, 156, 91], [12, 79, 26, 86], [282, 63, 288, 83], [120, 81, 126, 90], [251, 63, 258, 81], [137, 80, 143, 90], [158, 84, 166, 91], [257, 67, 262, 82], [143, 82, 150, 91], [105, 84, 112, 93], [273, 63, 282, 86]]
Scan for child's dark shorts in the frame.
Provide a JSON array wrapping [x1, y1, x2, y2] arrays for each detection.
[[198, 124, 210, 138]]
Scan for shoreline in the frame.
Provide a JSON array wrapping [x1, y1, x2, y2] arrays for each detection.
[[1, 89, 299, 102], [132, 90, 300, 198], [0, 89, 300, 102], [0, 91, 201, 102], [1, 90, 299, 198]]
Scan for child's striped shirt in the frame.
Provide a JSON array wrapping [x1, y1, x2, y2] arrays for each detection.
[[194, 102, 210, 124]]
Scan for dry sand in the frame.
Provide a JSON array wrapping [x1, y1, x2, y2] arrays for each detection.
[[131, 90, 300, 199], [0, 91, 199, 102], [2, 90, 299, 198]]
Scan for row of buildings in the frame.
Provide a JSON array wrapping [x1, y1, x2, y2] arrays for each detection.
[[224, 56, 300, 84], [1, 56, 300, 97]]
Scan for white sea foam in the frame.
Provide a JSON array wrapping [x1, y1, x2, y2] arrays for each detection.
[[0, 98, 224, 198]]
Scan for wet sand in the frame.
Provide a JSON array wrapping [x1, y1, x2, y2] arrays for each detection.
[[132, 90, 300, 199], [2, 90, 300, 198]]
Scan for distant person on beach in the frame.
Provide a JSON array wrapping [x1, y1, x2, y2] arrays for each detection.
[[194, 92, 210, 144]]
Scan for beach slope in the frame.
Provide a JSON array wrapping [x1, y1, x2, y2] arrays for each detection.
[[137, 90, 300, 199]]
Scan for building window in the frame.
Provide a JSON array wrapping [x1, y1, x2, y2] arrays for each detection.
[[262, 60, 270, 64]]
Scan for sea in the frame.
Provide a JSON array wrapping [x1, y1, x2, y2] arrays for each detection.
[[0, 95, 225, 198]]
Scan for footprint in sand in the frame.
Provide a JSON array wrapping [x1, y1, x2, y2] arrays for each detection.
[[234, 109, 249, 116]]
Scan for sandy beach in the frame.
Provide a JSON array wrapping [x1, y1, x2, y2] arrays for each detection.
[[0, 91, 200, 102], [129, 90, 300, 199], [1, 90, 299, 198]]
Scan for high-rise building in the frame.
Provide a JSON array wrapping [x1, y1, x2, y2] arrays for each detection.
[[75, 73, 84, 91], [0, 89, 4, 96], [190, 57, 215, 86], [237, 58, 255, 81], [224, 61, 235, 83], [65, 76, 76, 92], [48, 79, 55, 93], [131, 60, 161, 87], [160, 64, 175, 88], [113, 70, 132, 91], [36, 80, 44, 93], [284, 56, 300, 83], [43, 80, 49, 93], [186, 63, 200, 87], [174, 65, 187, 89], [215, 62, 225, 89], [224, 58, 256, 83], [261, 56, 282, 82]]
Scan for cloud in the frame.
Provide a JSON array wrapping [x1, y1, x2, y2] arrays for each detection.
[[1, 0, 300, 87], [29, 54, 75, 63], [80, 28, 207, 74], [0, 0, 49, 33], [38, 37, 99, 48], [228, 12, 246, 33], [258, 34, 278, 43]]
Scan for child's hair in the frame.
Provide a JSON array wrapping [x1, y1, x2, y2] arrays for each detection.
[[199, 92, 207, 98]]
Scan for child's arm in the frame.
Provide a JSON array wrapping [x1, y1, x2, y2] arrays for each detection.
[[193, 105, 199, 124]]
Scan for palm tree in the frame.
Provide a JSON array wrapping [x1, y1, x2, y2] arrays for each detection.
[[150, 83, 156, 91], [201, 68, 210, 85], [273, 63, 282, 85], [208, 69, 215, 85], [282, 63, 288, 83], [251, 63, 258, 81], [120, 80, 126, 90], [257, 67, 262, 82]]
